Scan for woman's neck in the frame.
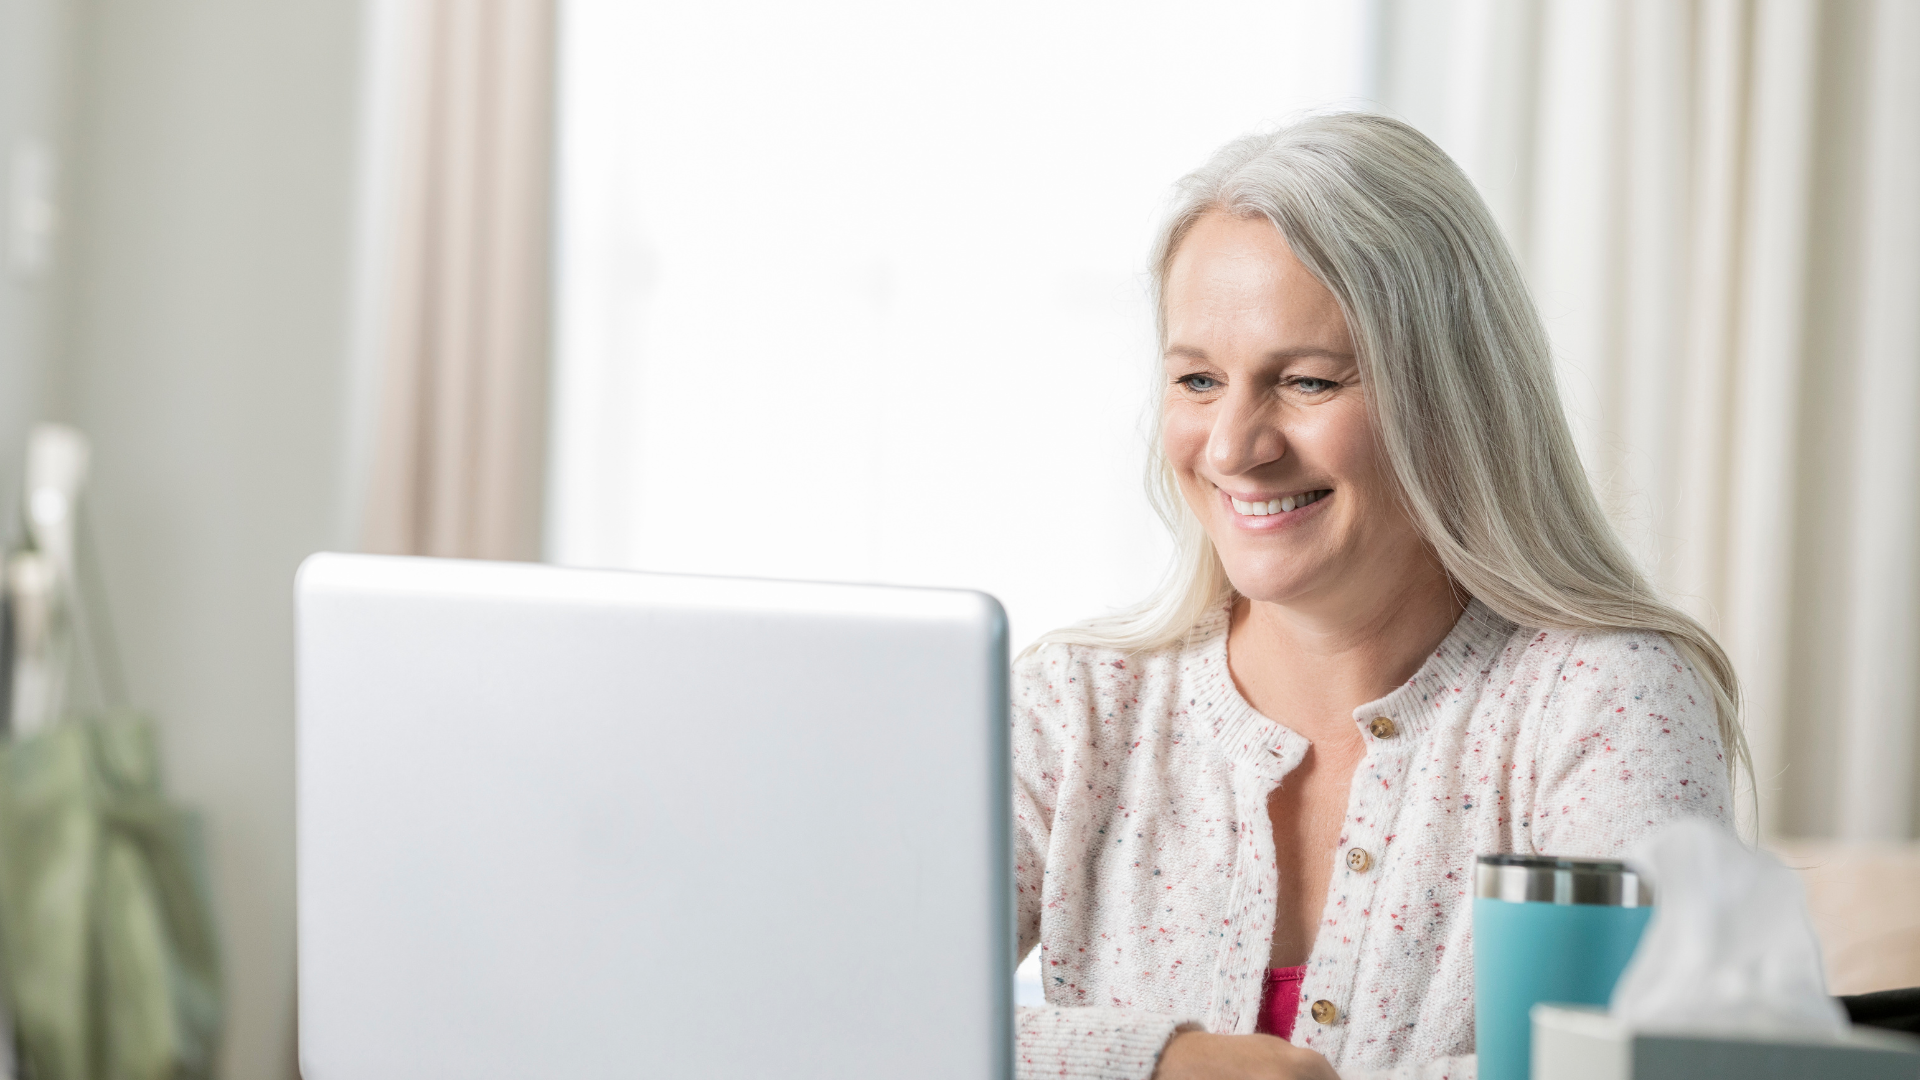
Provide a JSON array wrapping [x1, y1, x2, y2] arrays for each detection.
[[1226, 553, 1466, 744]]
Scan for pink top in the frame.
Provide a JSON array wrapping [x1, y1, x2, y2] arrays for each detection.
[[1254, 965, 1307, 1041]]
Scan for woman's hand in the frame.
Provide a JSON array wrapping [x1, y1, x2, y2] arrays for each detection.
[[1151, 1031, 1341, 1080]]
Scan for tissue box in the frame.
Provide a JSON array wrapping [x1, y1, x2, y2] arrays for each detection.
[[1532, 1004, 1920, 1080]]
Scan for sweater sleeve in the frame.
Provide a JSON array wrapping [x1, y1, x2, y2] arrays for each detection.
[[1015, 1006, 1195, 1080], [1528, 630, 1735, 860], [1011, 646, 1202, 1080], [1339, 1053, 1476, 1079]]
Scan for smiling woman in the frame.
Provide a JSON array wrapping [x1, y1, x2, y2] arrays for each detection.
[[1011, 114, 1749, 1080], [1159, 212, 1437, 624]]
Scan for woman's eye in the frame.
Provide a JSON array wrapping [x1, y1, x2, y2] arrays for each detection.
[[1290, 377, 1338, 395], [1178, 374, 1220, 392]]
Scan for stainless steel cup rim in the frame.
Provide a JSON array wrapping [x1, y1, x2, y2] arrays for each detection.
[[1473, 854, 1654, 907]]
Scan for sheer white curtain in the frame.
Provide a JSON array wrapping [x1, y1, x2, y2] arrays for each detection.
[[1377, 0, 1920, 840], [547, 0, 1370, 651]]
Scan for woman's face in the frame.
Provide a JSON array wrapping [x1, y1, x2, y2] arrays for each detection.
[[1161, 212, 1427, 612]]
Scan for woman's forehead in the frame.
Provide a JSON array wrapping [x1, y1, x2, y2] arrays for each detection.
[[1163, 218, 1352, 361]]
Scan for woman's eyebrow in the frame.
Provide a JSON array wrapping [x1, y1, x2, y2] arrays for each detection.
[[1268, 346, 1356, 362], [1163, 344, 1356, 362]]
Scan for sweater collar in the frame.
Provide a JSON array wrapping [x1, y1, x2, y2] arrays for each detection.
[[1351, 597, 1516, 739], [1185, 596, 1518, 762]]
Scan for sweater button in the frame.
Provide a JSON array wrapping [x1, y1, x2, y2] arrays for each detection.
[[1368, 716, 1398, 739], [1311, 999, 1339, 1025], [1346, 847, 1373, 873]]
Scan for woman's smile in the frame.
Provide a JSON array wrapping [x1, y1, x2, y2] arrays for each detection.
[[1219, 486, 1332, 528]]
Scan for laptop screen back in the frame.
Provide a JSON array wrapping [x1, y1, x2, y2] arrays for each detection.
[[296, 554, 1011, 1079]]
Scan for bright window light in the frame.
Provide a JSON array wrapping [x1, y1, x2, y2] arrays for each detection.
[[548, 0, 1371, 652]]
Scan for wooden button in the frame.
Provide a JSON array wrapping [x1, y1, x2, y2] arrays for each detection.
[[1346, 847, 1373, 873], [1368, 716, 1398, 739], [1311, 999, 1339, 1025]]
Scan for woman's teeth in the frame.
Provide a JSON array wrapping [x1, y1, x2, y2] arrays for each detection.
[[1230, 490, 1327, 517]]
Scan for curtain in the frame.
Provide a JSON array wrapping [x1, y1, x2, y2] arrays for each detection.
[[1375, 0, 1920, 840], [359, 0, 556, 561]]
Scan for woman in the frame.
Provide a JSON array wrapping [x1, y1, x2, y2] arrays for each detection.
[[1011, 113, 1744, 1080]]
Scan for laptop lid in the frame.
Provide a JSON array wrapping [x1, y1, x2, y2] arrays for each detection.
[[296, 554, 1012, 1079]]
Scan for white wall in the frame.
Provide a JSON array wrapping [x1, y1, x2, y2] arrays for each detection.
[[53, 1, 366, 1076], [0, 0, 75, 514]]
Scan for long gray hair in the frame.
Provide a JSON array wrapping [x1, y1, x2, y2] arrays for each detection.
[[1037, 112, 1749, 788]]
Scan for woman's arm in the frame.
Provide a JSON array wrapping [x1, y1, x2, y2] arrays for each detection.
[[1149, 1031, 1342, 1080], [1015, 737, 1194, 1076], [1017, 1004, 1200, 1080], [1011, 649, 1202, 1080]]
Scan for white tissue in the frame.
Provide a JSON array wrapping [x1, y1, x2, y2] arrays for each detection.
[[1608, 817, 1849, 1037]]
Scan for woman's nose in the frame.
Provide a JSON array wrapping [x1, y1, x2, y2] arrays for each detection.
[[1206, 391, 1285, 476]]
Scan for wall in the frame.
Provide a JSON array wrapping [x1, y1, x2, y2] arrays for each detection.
[[0, 0, 75, 513], [51, 1, 366, 1076]]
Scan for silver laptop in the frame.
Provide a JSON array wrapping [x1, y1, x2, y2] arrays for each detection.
[[296, 554, 1012, 1079]]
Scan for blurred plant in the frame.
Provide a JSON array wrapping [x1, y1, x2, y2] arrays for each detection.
[[0, 425, 223, 1080]]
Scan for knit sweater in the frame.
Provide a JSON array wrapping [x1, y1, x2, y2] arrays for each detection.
[[1011, 598, 1733, 1080]]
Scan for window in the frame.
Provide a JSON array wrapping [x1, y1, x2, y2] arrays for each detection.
[[549, 1, 1370, 651]]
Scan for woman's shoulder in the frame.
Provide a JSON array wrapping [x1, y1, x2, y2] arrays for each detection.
[[1499, 622, 1725, 769], [1008, 621, 1218, 745], [1010, 633, 1193, 703], [1007, 629, 1225, 793], [1501, 623, 1710, 705], [1423, 606, 1681, 701], [1508, 624, 1734, 837], [1464, 615, 1720, 744]]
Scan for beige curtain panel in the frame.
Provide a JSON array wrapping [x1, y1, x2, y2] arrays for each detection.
[[362, 0, 556, 562], [1377, 0, 1920, 841]]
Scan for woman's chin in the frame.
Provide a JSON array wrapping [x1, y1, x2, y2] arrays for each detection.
[[1220, 566, 1333, 609]]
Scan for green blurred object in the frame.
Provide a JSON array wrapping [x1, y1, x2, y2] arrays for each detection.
[[0, 711, 222, 1080]]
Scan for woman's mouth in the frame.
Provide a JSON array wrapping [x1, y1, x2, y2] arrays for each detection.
[[1227, 489, 1330, 518]]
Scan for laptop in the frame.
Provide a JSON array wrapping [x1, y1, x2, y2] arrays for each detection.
[[295, 554, 1012, 1079]]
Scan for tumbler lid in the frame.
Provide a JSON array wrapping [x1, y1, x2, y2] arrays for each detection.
[[1474, 854, 1653, 907]]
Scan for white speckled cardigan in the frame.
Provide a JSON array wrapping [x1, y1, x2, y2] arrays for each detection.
[[1012, 599, 1733, 1080]]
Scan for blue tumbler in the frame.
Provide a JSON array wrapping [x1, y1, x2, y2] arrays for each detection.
[[1473, 855, 1654, 1080]]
